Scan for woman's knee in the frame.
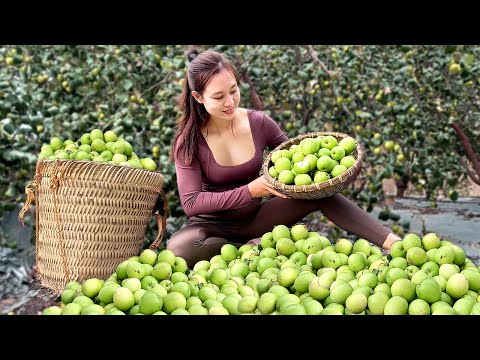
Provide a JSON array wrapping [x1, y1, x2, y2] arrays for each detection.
[[166, 236, 197, 259], [165, 239, 184, 258], [166, 239, 197, 268], [166, 228, 203, 258]]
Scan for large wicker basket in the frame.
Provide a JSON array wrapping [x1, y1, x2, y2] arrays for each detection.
[[18, 159, 168, 293], [262, 132, 364, 200]]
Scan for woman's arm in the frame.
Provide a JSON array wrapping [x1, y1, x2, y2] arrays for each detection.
[[261, 112, 289, 149]]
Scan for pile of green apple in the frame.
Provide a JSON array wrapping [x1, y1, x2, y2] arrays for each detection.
[[42, 223, 480, 315], [267, 135, 358, 186], [37, 129, 157, 171]]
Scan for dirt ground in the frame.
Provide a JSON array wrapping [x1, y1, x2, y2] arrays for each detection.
[[0, 267, 60, 315], [461, 177, 480, 197], [404, 176, 480, 198]]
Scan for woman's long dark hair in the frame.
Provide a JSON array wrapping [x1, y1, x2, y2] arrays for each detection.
[[170, 49, 240, 166]]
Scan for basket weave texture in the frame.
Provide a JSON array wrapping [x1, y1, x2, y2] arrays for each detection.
[[262, 132, 363, 200], [19, 160, 167, 293]]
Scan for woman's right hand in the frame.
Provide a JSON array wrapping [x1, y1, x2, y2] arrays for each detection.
[[248, 176, 288, 199], [382, 233, 402, 251]]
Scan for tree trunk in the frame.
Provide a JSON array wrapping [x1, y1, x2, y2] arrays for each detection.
[[240, 71, 263, 111], [451, 123, 480, 185]]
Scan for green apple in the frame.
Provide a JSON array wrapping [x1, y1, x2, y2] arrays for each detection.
[[279, 149, 292, 160], [330, 146, 346, 161], [421, 233, 441, 251], [260, 232, 275, 249], [384, 140, 395, 151], [317, 155, 335, 172], [112, 153, 127, 164], [270, 150, 282, 164], [139, 249, 158, 266], [291, 152, 305, 163], [141, 158, 157, 171], [330, 164, 347, 177], [322, 250, 342, 269], [434, 246, 455, 265], [338, 137, 357, 154], [293, 160, 310, 174], [82, 278, 104, 298], [317, 148, 331, 157], [80, 304, 106, 315], [320, 135, 338, 150], [90, 128, 104, 141], [402, 233, 422, 250], [314, 171, 330, 183], [304, 154, 319, 171], [275, 157, 291, 173], [91, 138, 106, 152], [445, 273, 469, 299], [294, 174, 312, 186], [406, 247, 427, 266], [302, 237, 322, 255], [335, 238, 353, 256], [50, 137, 63, 151], [104, 130, 117, 143], [278, 170, 295, 184], [111, 141, 126, 154], [268, 166, 278, 178], [301, 138, 320, 155], [340, 155, 356, 168], [276, 238, 296, 257], [123, 142, 133, 156], [290, 224, 309, 241]]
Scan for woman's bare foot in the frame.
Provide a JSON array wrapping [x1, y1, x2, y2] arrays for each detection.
[[246, 237, 261, 246]]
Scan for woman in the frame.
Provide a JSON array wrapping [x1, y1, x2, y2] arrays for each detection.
[[168, 48, 401, 267]]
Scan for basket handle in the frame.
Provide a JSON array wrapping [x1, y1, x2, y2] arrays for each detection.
[[18, 160, 45, 225], [149, 189, 169, 250]]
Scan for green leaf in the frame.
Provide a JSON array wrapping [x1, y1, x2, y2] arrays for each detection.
[[121, 79, 133, 90], [357, 111, 372, 119], [115, 93, 129, 104], [288, 78, 299, 86], [3, 150, 37, 164], [463, 54, 474, 66]]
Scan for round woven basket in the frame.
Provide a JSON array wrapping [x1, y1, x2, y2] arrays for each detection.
[[18, 159, 168, 293], [262, 132, 364, 200]]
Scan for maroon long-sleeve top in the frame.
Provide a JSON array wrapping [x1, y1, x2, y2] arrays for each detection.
[[174, 109, 287, 220]]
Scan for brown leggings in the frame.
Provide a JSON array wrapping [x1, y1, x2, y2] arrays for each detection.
[[166, 194, 391, 268]]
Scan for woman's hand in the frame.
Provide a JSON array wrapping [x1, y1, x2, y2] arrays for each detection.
[[248, 176, 288, 199], [382, 233, 402, 250]]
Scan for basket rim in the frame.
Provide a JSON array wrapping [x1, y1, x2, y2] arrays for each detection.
[[262, 131, 363, 194], [38, 159, 163, 176]]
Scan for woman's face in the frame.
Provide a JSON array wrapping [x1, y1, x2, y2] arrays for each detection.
[[192, 69, 241, 120]]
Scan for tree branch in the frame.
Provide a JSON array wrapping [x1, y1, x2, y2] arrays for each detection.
[[303, 107, 315, 126], [240, 70, 263, 111], [451, 122, 480, 184], [141, 72, 174, 97], [237, 45, 261, 67], [459, 157, 480, 185], [307, 45, 333, 77], [231, 48, 263, 110]]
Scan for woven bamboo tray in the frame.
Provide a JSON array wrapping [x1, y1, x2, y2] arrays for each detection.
[[19, 159, 168, 293], [262, 132, 364, 199]]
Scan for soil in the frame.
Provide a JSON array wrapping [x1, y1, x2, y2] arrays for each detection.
[[0, 267, 60, 315]]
